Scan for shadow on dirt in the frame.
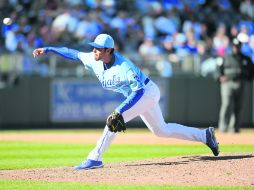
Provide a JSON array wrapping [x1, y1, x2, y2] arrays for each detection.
[[125, 154, 254, 167], [200, 154, 254, 161], [126, 161, 189, 167]]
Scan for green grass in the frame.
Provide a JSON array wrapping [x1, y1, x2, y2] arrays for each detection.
[[0, 180, 253, 190], [0, 141, 253, 169], [0, 135, 253, 190]]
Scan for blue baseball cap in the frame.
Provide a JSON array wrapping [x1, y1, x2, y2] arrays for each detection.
[[88, 34, 114, 48]]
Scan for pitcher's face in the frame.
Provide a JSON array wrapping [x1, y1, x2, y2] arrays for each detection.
[[93, 48, 110, 61]]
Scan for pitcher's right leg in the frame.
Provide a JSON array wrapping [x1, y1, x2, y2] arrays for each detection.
[[74, 126, 116, 170]]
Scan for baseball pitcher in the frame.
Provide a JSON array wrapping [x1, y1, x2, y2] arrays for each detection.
[[33, 34, 219, 170]]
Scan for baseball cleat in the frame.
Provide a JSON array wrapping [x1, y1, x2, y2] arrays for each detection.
[[74, 159, 104, 170], [206, 127, 220, 156]]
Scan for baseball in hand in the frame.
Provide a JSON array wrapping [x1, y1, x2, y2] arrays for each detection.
[[3, 18, 12, 25]]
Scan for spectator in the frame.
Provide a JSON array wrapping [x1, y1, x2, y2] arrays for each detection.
[[138, 36, 162, 60], [154, 10, 179, 36], [138, 36, 163, 76], [51, 7, 79, 42], [229, 24, 239, 41], [185, 30, 198, 55], [84, 10, 103, 40], [109, 11, 128, 41], [240, 0, 254, 20], [212, 23, 230, 56], [161, 35, 176, 54], [241, 34, 254, 63], [173, 32, 189, 61], [75, 14, 90, 41], [0, 0, 254, 78], [248, 35, 254, 63], [141, 12, 157, 40], [5, 24, 28, 52]]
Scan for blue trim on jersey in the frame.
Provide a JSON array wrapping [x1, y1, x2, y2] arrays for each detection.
[[44, 47, 80, 61], [116, 88, 145, 114]]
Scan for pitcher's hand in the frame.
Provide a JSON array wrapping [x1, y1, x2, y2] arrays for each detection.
[[33, 48, 45, 57]]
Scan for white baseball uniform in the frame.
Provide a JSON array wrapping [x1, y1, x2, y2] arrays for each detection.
[[43, 47, 207, 162]]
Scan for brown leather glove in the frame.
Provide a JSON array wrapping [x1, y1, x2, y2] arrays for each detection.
[[106, 111, 126, 133]]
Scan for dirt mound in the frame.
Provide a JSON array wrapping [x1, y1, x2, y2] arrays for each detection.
[[1, 152, 253, 186]]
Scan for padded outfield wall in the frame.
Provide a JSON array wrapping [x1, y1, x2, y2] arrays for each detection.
[[0, 76, 252, 129]]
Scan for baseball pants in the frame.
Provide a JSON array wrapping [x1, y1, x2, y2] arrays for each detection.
[[87, 80, 207, 161]]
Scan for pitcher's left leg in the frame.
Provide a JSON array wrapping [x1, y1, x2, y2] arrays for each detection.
[[140, 103, 219, 156], [140, 103, 206, 143]]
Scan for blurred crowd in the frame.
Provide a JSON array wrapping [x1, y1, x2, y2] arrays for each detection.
[[0, 0, 254, 78]]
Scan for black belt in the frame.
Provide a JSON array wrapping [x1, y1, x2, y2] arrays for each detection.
[[144, 78, 150, 85]]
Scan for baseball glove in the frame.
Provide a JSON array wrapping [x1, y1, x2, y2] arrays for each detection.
[[106, 111, 126, 133]]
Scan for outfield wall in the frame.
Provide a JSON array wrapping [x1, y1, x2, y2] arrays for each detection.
[[0, 76, 253, 129]]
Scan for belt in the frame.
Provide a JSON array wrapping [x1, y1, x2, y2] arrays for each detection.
[[144, 78, 150, 85]]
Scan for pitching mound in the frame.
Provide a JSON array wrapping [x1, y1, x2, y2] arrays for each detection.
[[0, 152, 253, 187]]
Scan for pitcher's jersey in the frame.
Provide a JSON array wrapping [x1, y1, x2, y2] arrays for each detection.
[[78, 52, 148, 97], [43, 46, 149, 114]]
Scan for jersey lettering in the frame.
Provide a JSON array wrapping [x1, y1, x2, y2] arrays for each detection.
[[102, 75, 121, 88]]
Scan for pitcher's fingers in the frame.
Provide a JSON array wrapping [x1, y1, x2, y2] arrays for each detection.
[[33, 50, 38, 57]]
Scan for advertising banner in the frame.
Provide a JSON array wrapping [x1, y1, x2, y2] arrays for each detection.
[[51, 78, 168, 122]]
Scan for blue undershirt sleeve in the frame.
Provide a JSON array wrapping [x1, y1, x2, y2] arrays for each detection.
[[43, 47, 80, 61], [115, 88, 144, 114]]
